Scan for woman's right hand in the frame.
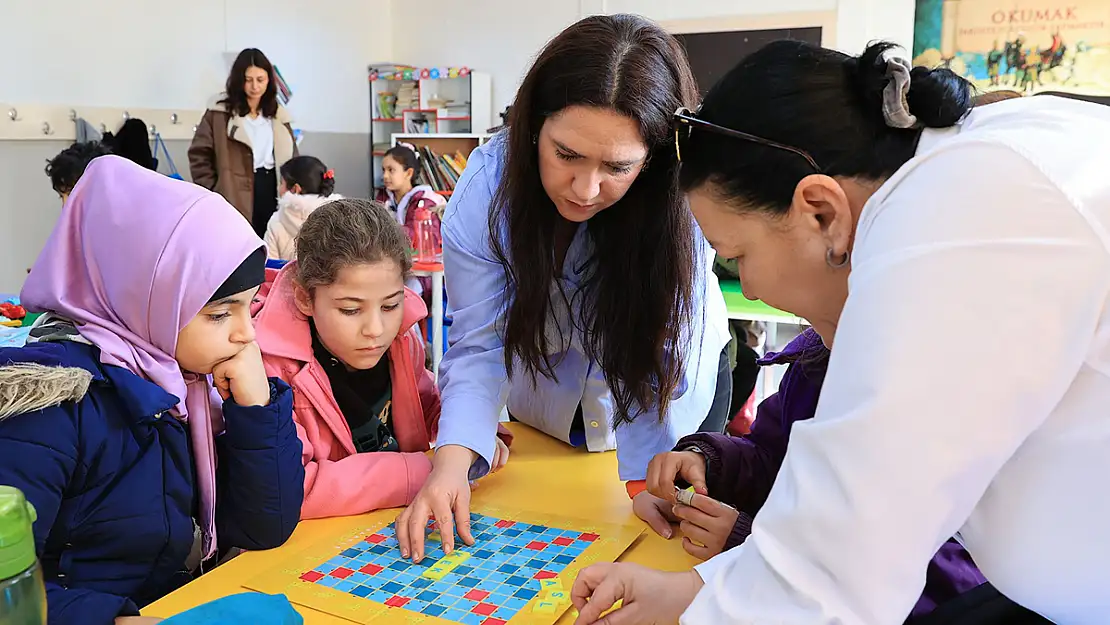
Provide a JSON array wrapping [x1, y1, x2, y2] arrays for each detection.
[[645, 450, 709, 503], [396, 444, 476, 562]]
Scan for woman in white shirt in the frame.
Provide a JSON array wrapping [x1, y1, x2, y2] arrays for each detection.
[[570, 40, 1110, 625], [189, 48, 298, 236]]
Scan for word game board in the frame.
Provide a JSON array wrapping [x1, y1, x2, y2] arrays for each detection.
[[246, 507, 643, 625]]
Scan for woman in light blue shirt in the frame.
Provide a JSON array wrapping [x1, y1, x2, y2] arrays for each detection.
[[396, 14, 731, 561]]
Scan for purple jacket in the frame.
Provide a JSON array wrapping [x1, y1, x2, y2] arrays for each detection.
[[678, 328, 986, 620]]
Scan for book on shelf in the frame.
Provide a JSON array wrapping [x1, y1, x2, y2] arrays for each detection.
[[414, 146, 470, 194]]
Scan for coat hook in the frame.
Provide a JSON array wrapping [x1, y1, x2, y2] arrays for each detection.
[[42, 122, 54, 136], [122, 111, 130, 121], [7, 108, 20, 121], [149, 124, 157, 134], [68, 109, 77, 121], [99, 123, 108, 134], [170, 113, 179, 125], [192, 125, 198, 134]]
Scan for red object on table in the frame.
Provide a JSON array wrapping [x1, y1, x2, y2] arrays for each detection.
[[0, 303, 26, 320], [411, 261, 443, 272]]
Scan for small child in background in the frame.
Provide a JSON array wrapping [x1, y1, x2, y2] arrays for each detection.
[[639, 328, 989, 622], [378, 143, 447, 234], [254, 198, 512, 520], [263, 155, 343, 261], [376, 144, 446, 301], [44, 141, 112, 203], [0, 156, 304, 625]]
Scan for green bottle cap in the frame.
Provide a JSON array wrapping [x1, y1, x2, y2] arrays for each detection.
[[0, 486, 38, 579]]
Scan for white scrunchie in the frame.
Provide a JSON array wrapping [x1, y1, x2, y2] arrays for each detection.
[[881, 49, 920, 129]]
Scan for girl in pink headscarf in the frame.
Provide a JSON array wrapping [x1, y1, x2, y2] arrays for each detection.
[[0, 156, 304, 625]]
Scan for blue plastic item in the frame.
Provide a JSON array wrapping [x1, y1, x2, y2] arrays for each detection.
[[160, 592, 302, 625], [152, 132, 184, 180]]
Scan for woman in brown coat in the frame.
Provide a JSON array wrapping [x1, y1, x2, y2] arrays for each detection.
[[189, 48, 298, 235]]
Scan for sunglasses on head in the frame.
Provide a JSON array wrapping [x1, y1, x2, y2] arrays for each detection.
[[672, 107, 823, 172]]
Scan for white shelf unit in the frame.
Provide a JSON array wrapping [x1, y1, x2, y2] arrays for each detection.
[[368, 65, 492, 192]]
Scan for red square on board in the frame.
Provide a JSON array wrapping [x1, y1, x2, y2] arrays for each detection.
[[465, 589, 490, 601], [495, 520, 515, 528], [525, 541, 548, 550], [483, 619, 508, 625], [385, 596, 411, 608], [579, 532, 600, 542], [472, 603, 498, 616], [300, 571, 324, 583], [552, 537, 573, 546], [359, 563, 384, 575], [365, 534, 386, 544], [534, 570, 558, 580], [330, 567, 354, 579]]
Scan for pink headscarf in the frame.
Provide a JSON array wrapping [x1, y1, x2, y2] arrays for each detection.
[[21, 155, 263, 560]]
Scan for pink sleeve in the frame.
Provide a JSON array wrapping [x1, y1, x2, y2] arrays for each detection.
[[408, 327, 441, 440], [294, 415, 433, 520]]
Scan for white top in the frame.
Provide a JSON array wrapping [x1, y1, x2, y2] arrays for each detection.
[[242, 114, 275, 170], [686, 95, 1110, 624]]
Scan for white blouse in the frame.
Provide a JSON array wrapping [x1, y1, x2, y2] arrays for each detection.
[[685, 95, 1110, 624], [242, 114, 275, 170]]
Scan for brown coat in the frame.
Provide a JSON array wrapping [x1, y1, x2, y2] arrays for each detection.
[[187, 98, 298, 222]]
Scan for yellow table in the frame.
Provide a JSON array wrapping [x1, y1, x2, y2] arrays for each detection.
[[143, 423, 699, 623]]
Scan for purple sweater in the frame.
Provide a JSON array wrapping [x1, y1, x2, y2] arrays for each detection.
[[678, 328, 986, 619]]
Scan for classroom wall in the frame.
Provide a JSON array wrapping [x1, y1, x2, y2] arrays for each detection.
[[392, 0, 916, 113], [0, 0, 390, 134], [0, 0, 389, 293]]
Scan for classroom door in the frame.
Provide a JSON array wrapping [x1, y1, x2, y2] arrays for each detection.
[[675, 28, 823, 95]]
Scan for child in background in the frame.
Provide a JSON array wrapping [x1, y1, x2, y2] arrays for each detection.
[[263, 155, 343, 261], [0, 156, 304, 625], [637, 328, 988, 623], [254, 199, 512, 520], [45, 141, 113, 203], [378, 143, 447, 234], [376, 144, 446, 301]]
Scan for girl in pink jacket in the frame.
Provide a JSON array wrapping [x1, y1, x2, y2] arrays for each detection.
[[253, 198, 445, 519]]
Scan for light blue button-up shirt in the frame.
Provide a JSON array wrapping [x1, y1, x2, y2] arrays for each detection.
[[438, 134, 730, 481]]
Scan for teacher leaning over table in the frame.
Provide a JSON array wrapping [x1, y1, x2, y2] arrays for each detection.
[[395, 13, 732, 563], [571, 40, 1110, 625]]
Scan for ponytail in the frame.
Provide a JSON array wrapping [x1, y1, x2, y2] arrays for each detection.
[[279, 155, 335, 195]]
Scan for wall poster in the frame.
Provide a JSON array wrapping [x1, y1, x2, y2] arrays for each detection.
[[913, 0, 1110, 96]]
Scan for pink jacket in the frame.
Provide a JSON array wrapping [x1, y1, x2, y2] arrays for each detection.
[[253, 263, 440, 519]]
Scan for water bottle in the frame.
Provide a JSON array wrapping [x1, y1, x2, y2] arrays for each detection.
[[413, 207, 439, 264], [0, 486, 46, 624]]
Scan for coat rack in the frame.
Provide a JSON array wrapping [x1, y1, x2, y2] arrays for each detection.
[[0, 103, 204, 141]]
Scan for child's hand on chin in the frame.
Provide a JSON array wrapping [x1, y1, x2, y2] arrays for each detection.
[[571, 563, 703, 625], [212, 342, 271, 407]]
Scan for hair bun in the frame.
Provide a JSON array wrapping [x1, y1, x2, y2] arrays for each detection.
[[855, 41, 972, 129], [905, 65, 973, 128]]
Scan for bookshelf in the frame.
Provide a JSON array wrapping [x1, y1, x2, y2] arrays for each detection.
[[391, 133, 493, 196], [368, 65, 492, 192]]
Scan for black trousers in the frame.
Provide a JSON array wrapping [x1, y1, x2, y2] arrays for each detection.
[[907, 583, 1052, 625], [696, 345, 733, 433], [251, 167, 278, 237]]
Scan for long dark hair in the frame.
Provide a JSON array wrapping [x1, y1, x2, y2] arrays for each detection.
[[679, 41, 972, 212], [220, 48, 279, 118], [491, 14, 700, 426]]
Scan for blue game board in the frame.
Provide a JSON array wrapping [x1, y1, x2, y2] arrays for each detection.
[[296, 513, 599, 625]]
